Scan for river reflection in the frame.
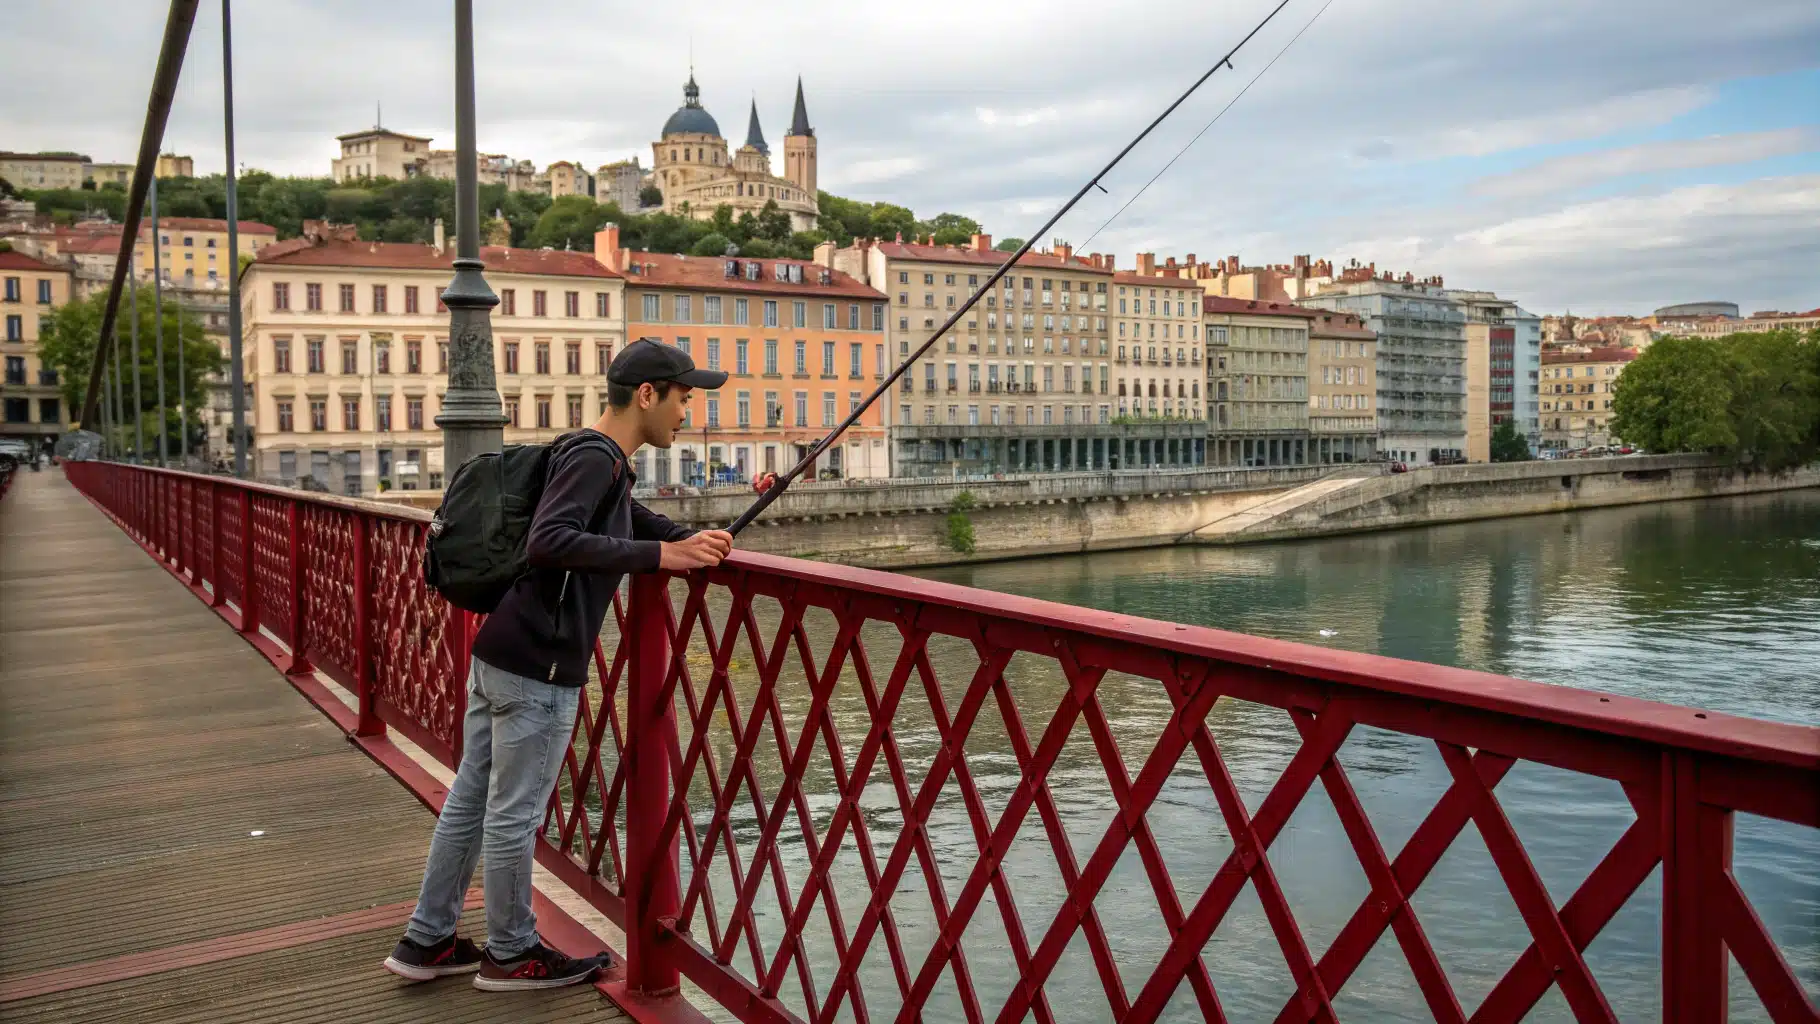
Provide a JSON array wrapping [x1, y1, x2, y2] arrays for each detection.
[[599, 490, 1820, 1022]]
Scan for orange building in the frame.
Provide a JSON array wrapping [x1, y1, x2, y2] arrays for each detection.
[[595, 226, 889, 485]]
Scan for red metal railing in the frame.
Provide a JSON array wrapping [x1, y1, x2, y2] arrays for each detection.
[[63, 461, 1819, 1023]]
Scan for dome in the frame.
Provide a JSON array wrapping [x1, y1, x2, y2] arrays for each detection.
[[661, 74, 721, 138]]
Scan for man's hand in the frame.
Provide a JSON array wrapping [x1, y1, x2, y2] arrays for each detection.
[[659, 530, 734, 571]]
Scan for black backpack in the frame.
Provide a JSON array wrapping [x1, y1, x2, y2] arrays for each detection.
[[422, 437, 616, 613]]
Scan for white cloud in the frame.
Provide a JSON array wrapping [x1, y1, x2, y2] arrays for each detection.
[[824, 156, 923, 188], [1471, 127, 1820, 198], [1404, 86, 1714, 160], [975, 106, 1060, 129]]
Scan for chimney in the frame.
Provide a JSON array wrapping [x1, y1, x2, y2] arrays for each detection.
[[1165, 256, 1177, 269], [1136, 252, 1156, 276], [970, 233, 991, 252], [432, 218, 446, 253], [813, 240, 837, 271], [1103, 253, 1114, 271], [1054, 242, 1072, 261], [1185, 253, 1196, 267], [593, 224, 623, 272]]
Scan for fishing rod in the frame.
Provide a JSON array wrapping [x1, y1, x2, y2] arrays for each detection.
[[726, 0, 1295, 536]]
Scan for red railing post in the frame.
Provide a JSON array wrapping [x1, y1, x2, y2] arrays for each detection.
[[282, 498, 312, 676], [239, 489, 260, 638], [446, 608, 474, 764], [351, 513, 384, 737], [1662, 751, 1731, 1022], [209, 481, 227, 608], [624, 572, 681, 997], [175, 479, 189, 581]]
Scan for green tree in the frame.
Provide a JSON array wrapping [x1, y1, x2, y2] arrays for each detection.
[[691, 232, 735, 257], [1611, 330, 1820, 469], [945, 490, 978, 554], [1727, 329, 1820, 469], [995, 237, 1026, 252], [638, 184, 664, 207], [757, 200, 793, 243], [37, 286, 223, 454], [1489, 420, 1530, 462], [920, 212, 981, 246], [525, 194, 609, 250]]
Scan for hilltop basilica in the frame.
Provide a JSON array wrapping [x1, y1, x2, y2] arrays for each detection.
[[651, 73, 820, 233]]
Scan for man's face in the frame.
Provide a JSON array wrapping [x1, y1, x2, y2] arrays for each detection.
[[639, 382, 695, 448]]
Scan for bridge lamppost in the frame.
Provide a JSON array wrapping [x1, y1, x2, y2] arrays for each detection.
[[433, 0, 507, 479]]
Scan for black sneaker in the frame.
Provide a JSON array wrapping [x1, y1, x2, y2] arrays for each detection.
[[472, 942, 614, 991], [383, 933, 484, 981]]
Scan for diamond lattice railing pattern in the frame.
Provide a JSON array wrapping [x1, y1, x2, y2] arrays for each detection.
[[60, 462, 1820, 1024]]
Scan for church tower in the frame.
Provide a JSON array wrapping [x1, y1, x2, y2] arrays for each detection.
[[783, 76, 817, 199]]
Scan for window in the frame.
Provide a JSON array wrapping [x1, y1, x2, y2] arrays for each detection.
[[277, 400, 294, 432], [737, 391, 750, 427], [404, 285, 419, 314], [565, 291, 580, 318], [764, 300, 778, 328], [343, 397, 360, 430], [597, 343, 613, 373], [566, 343, 581, 375], [272, 282, 290, 310], [341, 340, 358, 374], [529, 290, 546, 317], [794, 391, 807, 427], [505, 398, 520, 427], [824, 303, 837, 329], [372, 284, 388, 313], [535, 342, 551, 375], [734, 298, 749, 325], [407, 398, 424, 430], [273, 338, 292, 373], [502, 289, 517, 316], [704, 296, 722, 324], [706, 393, 720, 428], [641, 294, 660, 321], [309, 399, 327, 431], [794, 340, 807, 376], [504, 343, 520, 374], [376, 395, 392, 431], [35, 279, 52, 304], [536, 397, 552, 429], [765, 391, 780, 426], [765, 339, 778, 375], [306, 338, 325, 373], [407, 339, 423, 373], [822, 393, 836, 427], [674, 295, 692, 322], [706, 338, 721, 372], [338, 283, 355, 312], [794, 301, 807, 328], [3, 356, 22, 384], [849, 343, 862, 378], [597, 292, 611, 318], [822, 341, 835, 376], [849, 304, 861, 331], [876, 344, 886, 376], [736, 338, 749, 375], [873, 304, 884, 331]]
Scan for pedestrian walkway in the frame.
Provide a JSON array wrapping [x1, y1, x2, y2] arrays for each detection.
[[0, 470, 625, 1023]]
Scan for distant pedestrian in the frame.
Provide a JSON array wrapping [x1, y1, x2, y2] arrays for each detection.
[[384, 340, 731, 990]]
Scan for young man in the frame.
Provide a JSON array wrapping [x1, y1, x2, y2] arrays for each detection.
[[385, 339, 733, 990]]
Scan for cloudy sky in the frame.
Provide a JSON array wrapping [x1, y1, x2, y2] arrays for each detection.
[[6, 0, 1818, 315]]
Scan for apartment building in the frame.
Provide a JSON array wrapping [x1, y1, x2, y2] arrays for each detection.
[[1299, 274, 1467, 466], [1109, 268, 1204, 420], [599, 227, 887, 484], [1204, 297, 1315, 467], [0, 251, 74, 445], [1540, 347, 1636, 450], [137, 216, 279, 289], [242, 223, 626, 493], [1449, 290, 1540, 461], [547, 161, 590, 198], [332, 128, 433, 183], [0, 152, 87, 190], [824, 235, 1205, 475], [1307, 310, 1377, 463]]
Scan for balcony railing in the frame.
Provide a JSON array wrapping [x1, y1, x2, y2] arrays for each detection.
[[61, 460, 1820, 1024]]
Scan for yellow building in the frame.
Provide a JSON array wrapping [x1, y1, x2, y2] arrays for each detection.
[[1540, 347, 1636, 450], [1, 250, 74, 445], [1464, 322, 1492, 463], [547, 161, 589, 198], [333, 128, 433, 183], [241, 223, 627, 493], [1307, 310, 1376, 463], [651, 74, 819, 232], [1110, 270, 1204, 420], [1204, 297, 1314, 467], [0, 152, 87, 191], [136, 216, 279, 289], [87, 162, 135, 189], [156, 153, 194, 178]]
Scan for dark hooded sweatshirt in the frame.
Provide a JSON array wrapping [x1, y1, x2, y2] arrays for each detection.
[[470, 430, 693, 686]]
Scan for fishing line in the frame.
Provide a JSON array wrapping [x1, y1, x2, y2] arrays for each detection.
[[727, 0, 1298, 535], [1076, 0, 1338, 253]]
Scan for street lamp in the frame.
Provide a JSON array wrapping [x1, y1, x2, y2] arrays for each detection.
[[434, 0, 508, 478]]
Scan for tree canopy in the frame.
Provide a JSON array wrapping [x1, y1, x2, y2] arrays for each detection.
[[1611, 330, 1819, 469], [1490, 420, 1531, 462]]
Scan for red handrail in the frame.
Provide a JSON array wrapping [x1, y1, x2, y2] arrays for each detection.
[[62, 461, 1820, 1023]]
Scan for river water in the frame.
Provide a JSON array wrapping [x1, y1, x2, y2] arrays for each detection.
[[652, 490, 1820, 1022]]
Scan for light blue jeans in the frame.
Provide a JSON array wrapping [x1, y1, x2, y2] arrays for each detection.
[[404, 658, 580, 958]]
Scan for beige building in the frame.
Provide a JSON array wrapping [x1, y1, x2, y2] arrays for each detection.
[[156, 153, 194, 178], [597, 158, 646, 211], [1464, 322, 1492, 463], [824, 235, 1205, 474], [1307, 310, 1376, 463], [1133, 252, 1341, 303], [137, 216, 279, 289], [1, 152, 87, 191], [1, 250, 74, 445], [1204, 297, 1314, 467], [1110, 269, 1204, 420], [333, 128, 433, 183], [1540, 347, 1636, 450], [547, 161, 590, 198], [241, 223, 627, 493], [651, 74, 819, 232], [87, 162, 135, 189]]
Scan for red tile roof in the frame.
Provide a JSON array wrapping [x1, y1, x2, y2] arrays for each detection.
[[1307, 311, 1376, 338], [0, 250, 66, 272], [872, 241, 1110, 275], [620, 251, 883, 301], [1542, 347, 1638, 365], [255, 239, 621, 279], [145, 217, 277, 235], [1110, 271, 1198, 288], [62, 235, 123, 255], [1202, 295, 1319, 318]]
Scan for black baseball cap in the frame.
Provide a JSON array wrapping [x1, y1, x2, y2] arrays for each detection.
[[608, 338, 728, 390]]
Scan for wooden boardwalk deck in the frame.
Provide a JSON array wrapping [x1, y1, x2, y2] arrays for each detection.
[[0, 470, 626, 1023]]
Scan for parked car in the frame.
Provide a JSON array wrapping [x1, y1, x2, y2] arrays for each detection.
[[1390, 461, 1410, 474]]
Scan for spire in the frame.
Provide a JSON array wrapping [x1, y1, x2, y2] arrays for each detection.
[[744, 99, 769, 155], [787, 76, 813, 137], [683, 73, 701, 108]]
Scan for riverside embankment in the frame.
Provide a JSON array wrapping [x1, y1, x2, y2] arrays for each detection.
[[633, 453, 1820, 568]]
